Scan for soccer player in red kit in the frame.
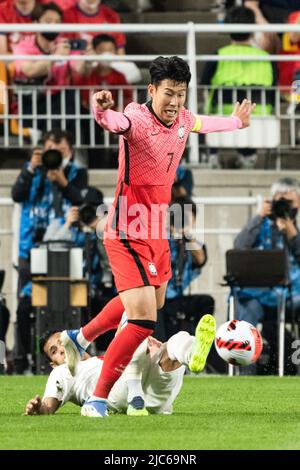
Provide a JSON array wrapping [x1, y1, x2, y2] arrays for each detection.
[[61, 56, 255, 418]]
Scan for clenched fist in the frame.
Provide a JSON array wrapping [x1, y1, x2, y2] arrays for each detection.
[[92, 90, 115, 111]]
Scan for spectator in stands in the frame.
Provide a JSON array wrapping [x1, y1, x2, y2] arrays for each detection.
[[234, 177, 300, 374], [0, 0, 38, 54], [155, 196, 214, 342], [72, 34, 135, 112], [11, 2, 76, 136], [278, 10, 300, 99], [64, 0, 126, 55], [201, 6, 276, 169], [244, 1, 294, 54], [11, 129, 87, 373], [245, 1, 300, 24]]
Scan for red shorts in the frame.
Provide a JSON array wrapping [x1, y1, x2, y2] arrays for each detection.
[[104, 237, 172, 293]]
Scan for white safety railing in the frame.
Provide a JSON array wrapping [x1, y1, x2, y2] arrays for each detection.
[[1, 22, 300, 161], [2, 84, 299, 155]]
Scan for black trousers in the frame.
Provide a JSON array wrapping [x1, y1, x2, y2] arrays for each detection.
[[14, 257, 33, 372], [0, 299, 10, 343]]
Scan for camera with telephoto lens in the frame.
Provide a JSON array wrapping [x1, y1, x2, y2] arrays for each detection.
[[271, 198, 294, 220], [42, 149, 63, 170], [78, 204, 97, 226]]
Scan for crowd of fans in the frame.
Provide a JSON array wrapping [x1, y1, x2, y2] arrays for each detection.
[[0, 1, 300, 162]]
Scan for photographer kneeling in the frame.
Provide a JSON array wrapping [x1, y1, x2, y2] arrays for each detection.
[[234, 177, 300, 374]]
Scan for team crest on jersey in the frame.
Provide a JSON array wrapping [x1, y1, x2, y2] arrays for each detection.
[[148, 262, 158, 276], [56, 380, 63, 392], [178, 125, 185, 140]]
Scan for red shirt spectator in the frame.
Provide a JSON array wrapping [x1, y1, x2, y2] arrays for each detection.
[[72, 34, 131, 110], [279, 10, 300, 88], [64, 0, 126, 53], [73, 67, 131, 111], [41, 0, 77, 10], [13, 35, 71, 88], [0, 0, 37, 52]]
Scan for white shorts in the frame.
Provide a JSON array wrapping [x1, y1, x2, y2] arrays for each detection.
[[108, 344, 185, 415]]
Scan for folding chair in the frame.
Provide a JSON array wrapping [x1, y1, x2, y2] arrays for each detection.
[[224, 249, 290, 377]]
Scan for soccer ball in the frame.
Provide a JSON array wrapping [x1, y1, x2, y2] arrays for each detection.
[[215, 320, 263, 366]]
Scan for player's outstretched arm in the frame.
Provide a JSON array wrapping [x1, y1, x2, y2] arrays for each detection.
[[192, 99, 256, 134], [92, 90, 131, 134], [24, 394, 60, 415]]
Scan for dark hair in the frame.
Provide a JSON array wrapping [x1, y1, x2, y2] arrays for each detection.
[[42, 128, 73, 148], [39, 330, 60, 361], [92, 34, 117, 50], [32, 2, 63, 22], [149, 56, 191, 87], [225, 6, 255, 42]]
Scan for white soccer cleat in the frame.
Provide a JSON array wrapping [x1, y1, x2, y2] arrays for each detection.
[[81, 399, 108, 418]]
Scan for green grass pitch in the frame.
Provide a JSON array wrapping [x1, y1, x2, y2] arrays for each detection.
[[1, 375, 300, 450]]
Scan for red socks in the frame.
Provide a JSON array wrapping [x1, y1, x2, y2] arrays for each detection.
[[93, 320, 155, 399], [82, 296, 124, 343]]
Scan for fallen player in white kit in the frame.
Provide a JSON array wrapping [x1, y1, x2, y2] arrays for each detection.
[[24, 315, 216, 417]]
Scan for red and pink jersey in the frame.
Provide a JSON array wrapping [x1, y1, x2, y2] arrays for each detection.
[[120, 101, 195, 189], [98, 101, 195, 241], [63, 3, 126, 50], [93, 101, 241, 241]]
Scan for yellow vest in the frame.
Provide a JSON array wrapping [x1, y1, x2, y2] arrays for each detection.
[[207, 44, 273, 115]]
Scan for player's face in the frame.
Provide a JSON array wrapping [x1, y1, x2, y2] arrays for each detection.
[[44, 332, 66, 367], [148, 79, 187, 126]]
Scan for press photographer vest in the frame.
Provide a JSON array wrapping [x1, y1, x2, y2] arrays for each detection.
[[208, 44, 273, 116]]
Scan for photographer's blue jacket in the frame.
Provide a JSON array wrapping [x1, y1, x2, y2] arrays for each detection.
[[234, 215, 300, 306], [166, 239, 203, 299], [12, 161, 87, 260]]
